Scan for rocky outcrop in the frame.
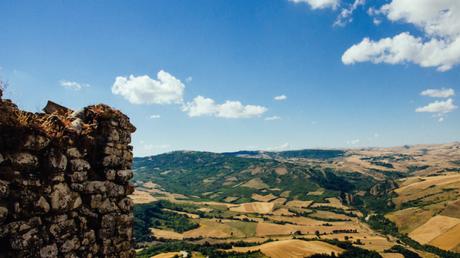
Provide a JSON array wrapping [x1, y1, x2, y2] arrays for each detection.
[[369, 179, 398, 196], [0, 91, 136, 258]]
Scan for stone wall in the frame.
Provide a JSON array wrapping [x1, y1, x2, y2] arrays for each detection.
[[0, 91, 136, 258]]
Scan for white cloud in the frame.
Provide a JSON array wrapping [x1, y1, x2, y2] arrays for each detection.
[[182, 96, 217, 117], [342, 32, 460, 71], [274, 95, 287, 101], [265, 116, 281, 121], [218, 101, 266, 118], [343, 0, 460, 71], [112, 70, 185, 105], [149, 114, 161, 119], [372, 18, 382, 25], [182, 95, 267, 119], [60, 80, 89, 90], [289, 0, 339, 10], [416, 98, 457, 114], [381, 0, 460, 38], [421, 88, 455, 98], [186, 76, 193, 83], [334, 0, 365, 27]]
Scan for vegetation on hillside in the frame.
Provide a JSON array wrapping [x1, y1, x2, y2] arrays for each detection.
[[223, 149, 345, 159], [132, 145, 460, 257], [134, 201, 199, 243], [133, 151, 376, 203], [136, 240, 267, 258]]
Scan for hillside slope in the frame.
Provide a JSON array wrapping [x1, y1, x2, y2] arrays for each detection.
[[132, 144, 460, 257]]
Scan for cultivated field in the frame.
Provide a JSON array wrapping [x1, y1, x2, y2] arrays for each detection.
[[428, 224, 460, 252], [182, 219, 257, 239], [286, 200, 313, 208], [408, 215, 460, 250], [130, 189, 157, 204], [231, 239, 343, 258], [252, 193, 277, 202], [229, 202, 275, 214], [151, 228, 184, 240], [242, 178, 269, 189], [387, 171, 460, 251], [134, 143, 460, 257]]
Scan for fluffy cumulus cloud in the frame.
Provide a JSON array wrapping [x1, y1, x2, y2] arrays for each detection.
[[182, 95, 267, 119], [421, 88, 455, 98], [274, 95, 287, 101], [416, 98, 457, 114], [343, 0, 460, 71], [112, 70, 185, 105], [289, 0, 339, 10], [342, 32, 460, 72], [60, 80, 89, 90], [113, 70, 267, 119], [417, 88, 457, 121]]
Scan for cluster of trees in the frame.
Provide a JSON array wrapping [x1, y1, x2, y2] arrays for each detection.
[[136, 240, 266, 258], [385, 245, 421, 258], [313, 206, 358, 218], [310, 169, 354, 193], [134, 201, 199, 243], [302, 239, 382, 258]]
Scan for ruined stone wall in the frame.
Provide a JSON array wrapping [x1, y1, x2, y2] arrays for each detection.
[[0, 92, 136, 258]]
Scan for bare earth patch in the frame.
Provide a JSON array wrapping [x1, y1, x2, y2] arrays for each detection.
[[130, 190, 157, 204], [286, 200, 313, 208], [280, 191, 291, 198], [441, 199, 460, 219], [271, 198, 287, 205], [230, 202, 275, 214], [252, 193, 277, 202], [241, 178, 269, 189], [183, 219, 256, 239], [274, 166, 288, 175], [150, 252, 182, 258], [150, 228, 184, 240], [307, 190, 324, 196]]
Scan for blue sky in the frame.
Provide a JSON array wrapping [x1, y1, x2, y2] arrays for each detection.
[[1, 0, 459, 156]]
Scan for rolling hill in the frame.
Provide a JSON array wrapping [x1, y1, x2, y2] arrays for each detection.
[[132, 143, 460, 257]]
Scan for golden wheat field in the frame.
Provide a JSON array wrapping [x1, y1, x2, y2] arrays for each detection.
[[408, 215, 460, 245], [229, 202, 275, 214], [231, 239, 344, 258]]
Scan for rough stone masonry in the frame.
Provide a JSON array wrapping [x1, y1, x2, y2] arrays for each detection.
[[0, 89, 136, 257]]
